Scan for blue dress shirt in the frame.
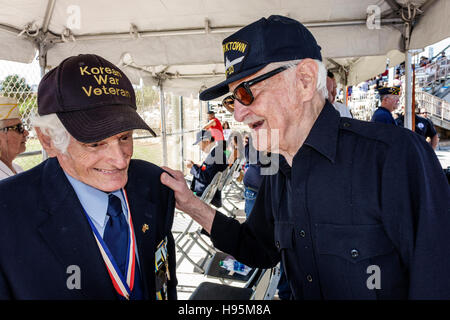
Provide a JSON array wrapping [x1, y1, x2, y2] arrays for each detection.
[[64, 173, 141, 263]]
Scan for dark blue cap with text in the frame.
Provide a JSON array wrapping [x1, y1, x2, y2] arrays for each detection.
[[199, 15, 322, 101], [377, 86, 401, 96]]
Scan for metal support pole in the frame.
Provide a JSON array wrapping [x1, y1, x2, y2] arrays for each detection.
[[179, 96, 184, 171], [159, 84, 168, 166], [198, 96, 203, 161], [404, 50, 413, 130], [38, 41, 49, 161]]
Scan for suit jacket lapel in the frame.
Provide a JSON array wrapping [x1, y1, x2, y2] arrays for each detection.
[[124, 180, 157, 300], [37, 158, 116, 300]]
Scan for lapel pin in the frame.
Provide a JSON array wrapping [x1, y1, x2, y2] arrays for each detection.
[[142, 224, 149, 234]]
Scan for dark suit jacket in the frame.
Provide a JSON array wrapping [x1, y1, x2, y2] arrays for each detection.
[[0, 157, 177, 300]]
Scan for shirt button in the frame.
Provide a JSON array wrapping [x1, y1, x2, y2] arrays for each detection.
[[299, 230, 306, 237], [351, 249, 359, 258], [306, 274, 313, 282], [276, 241, 280, 249]]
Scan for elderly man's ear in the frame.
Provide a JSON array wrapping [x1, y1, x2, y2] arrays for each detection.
[[35, 127, 58, 157], [295, 58, 319, 102]]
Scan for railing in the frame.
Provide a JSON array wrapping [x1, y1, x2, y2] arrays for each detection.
[[415, 57, 450, 95], [416, 91, 450, 128]]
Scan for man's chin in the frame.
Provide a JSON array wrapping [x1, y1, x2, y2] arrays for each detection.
[[92, 177, 128, 193]]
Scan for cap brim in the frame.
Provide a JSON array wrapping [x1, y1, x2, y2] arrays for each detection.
[[57, 104, 156, 143], [199, 64, 269, 101]]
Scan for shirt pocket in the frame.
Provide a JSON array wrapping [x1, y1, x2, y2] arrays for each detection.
[[315, 223, 397, 299], [315, 223, 394, 263]]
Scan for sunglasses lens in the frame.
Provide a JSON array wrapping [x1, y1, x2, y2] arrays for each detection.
[[235, 86, 253, 106], [223, 96, 234, 107]]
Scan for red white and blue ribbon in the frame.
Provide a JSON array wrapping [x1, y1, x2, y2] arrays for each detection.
[[82, 189, 136, 299]]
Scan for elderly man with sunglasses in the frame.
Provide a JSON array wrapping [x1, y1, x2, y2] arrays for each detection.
[[161, 16, 450, 299], [0, 96, 29, 179]]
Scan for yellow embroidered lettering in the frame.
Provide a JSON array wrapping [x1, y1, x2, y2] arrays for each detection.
[[109, 77, 119, 85], [93, 75, 108, 85], [79, 66, 91, 76], [81, 86, 92, 96]]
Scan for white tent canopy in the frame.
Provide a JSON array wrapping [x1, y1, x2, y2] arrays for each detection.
[[1, 0, 449, 96]]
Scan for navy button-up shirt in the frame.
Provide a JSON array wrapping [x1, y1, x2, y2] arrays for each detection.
[[210, 101, 450, 299]]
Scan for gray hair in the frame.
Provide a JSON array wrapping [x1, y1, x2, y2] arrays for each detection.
[[31, 113, 71, 154], [269, 59, 328, 99]]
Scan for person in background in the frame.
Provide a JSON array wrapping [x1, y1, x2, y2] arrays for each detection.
[[396, 104, 439, 150], [186, 129, 228, 208], [202, 110, 224, 143], [222, 121, 232, 141], [0, 96, 29, 179], [326, 71, 352, 118], [371, 86, 400, 125]]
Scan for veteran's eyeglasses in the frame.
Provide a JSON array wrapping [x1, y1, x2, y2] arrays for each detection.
[[222, 64, 296, 109], [1, 123, 25, 134]]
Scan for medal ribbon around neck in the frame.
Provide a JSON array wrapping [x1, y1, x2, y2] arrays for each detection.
[[83, 189, 136, 299]]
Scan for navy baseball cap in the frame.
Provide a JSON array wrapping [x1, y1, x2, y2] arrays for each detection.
[[377, 86, 401, 96], [37, 54, 156, 143], [199, 15, 322, 101], [193, 129, 212, 145]]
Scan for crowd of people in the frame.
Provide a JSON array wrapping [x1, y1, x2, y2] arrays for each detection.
[[0, 15, 448, 301]]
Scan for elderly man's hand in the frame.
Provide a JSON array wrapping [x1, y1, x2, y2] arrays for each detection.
[[160, 166, 216, 233]]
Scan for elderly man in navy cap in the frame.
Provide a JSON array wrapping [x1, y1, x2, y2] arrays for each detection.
[[186, 129, 228, 208], [161, 15, 450, 299], [0, 54, 177, 300], [371, 86, 401, 125]]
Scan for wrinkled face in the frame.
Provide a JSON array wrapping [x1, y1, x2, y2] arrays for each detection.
[[200, 139, 212, 153], [326, 77, 337, 103], [0, 119, 28, 159], [382, 94, 400, 112], [230, 65, 301, 153], [56, 131, 133, 192]]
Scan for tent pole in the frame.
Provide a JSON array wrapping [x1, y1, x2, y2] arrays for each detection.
[[179, 96, 184, 171], [38, 41, 49, 161], [159, 84, 168, 166], [404, 50, 413, 130]]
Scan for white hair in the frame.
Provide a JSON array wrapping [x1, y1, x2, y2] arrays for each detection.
[[269, 59, 328, 99], [31, 113, 71, 154]]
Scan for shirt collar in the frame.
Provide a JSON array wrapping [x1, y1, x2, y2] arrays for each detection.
[[278, 101, 340, 177], [302, 101, 340, 163], [64, 172, 125, 228]]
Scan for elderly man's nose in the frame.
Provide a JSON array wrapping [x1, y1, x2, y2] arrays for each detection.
[[233, 102, 250, 122]]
